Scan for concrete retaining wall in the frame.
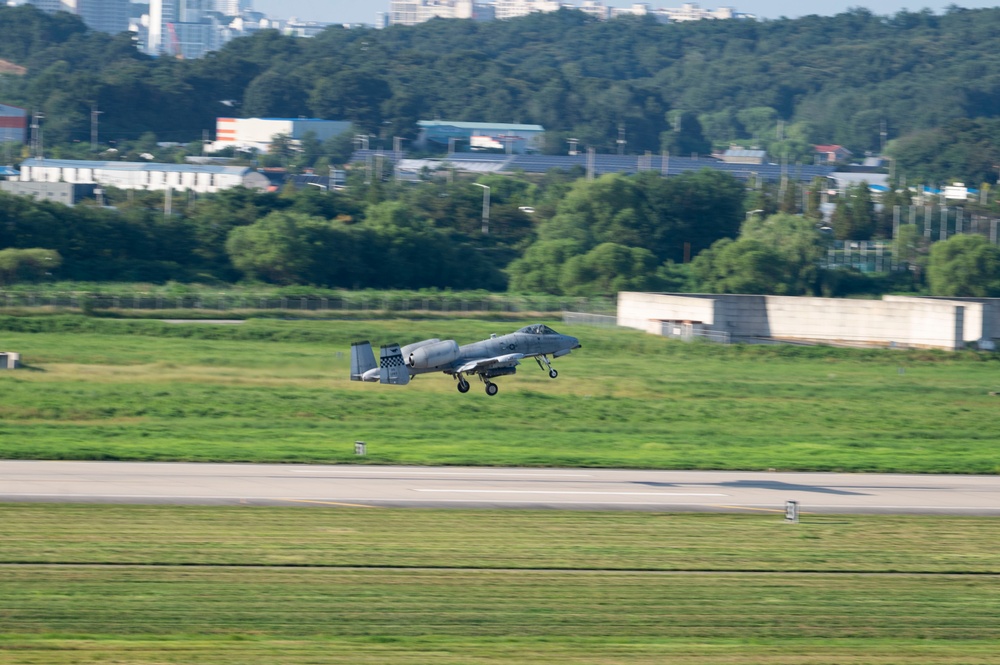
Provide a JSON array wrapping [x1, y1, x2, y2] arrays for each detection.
[[617, 292, 994, 350]]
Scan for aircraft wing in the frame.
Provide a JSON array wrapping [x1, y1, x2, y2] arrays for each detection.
[[456, 353, 523, 374]]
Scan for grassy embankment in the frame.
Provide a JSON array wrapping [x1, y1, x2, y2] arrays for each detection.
[[1, 315, 998, 472], [0, 504, 998, 664]]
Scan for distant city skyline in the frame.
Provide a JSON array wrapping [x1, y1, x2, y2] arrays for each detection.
[[253, 0, 1000, 24]]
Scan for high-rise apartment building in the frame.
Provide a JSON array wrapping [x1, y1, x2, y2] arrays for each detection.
[[213, 0, 252, 16], [493, 0, 560, 20], [23, 0, 129, 33], [148, 0, 219, 58], [385, 1, 749, 27], [388, 0, 492, 26]]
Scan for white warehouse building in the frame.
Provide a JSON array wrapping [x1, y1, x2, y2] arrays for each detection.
[[17, 158, 270, 193], [210, 117, 353, 154]]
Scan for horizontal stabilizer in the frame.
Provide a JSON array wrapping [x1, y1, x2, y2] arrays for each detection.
[[350, 341, 377, 381], [380, 343, 410, 385]]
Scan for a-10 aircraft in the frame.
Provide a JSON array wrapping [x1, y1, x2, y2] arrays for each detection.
[[350, 325, 581, 395]]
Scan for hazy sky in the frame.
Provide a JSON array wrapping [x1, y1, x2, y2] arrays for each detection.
[[254, 0, 1000, 24]]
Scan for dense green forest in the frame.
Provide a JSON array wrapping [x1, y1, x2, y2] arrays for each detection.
[[4, 167, 998, 297], [3, 5, 1000, 184], [4, 5, 1000, 298]]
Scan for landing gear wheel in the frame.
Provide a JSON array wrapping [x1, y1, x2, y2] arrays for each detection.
[[485, 382, 499, 396], [457, 379, 470, 393], [548, 369, 558, 379]]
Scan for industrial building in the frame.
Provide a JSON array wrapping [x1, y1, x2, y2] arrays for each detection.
[[417, 120, 545, 154], [0, 103, 27, 145], [210, 117, 352, 154], [14, 158, 270, 193]]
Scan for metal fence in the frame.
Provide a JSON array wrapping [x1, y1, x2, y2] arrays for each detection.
[[562, 312, 618, 327], [0, 291, 616, 315], [660, 322, 731, 344], [820, 206, 1000, 273], [563, 312, 731, 344]]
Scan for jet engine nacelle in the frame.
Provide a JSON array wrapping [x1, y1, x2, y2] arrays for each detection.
[[400, 338, 441, 358], [408, 339, 460, 369]]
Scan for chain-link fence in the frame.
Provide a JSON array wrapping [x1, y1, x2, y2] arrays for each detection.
[[0, 291, 616, 315]]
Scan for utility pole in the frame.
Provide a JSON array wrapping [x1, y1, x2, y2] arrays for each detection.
[[90, 106, 103, 152], [586, 147, 595, 181], [473, 183, 490, 235], [616, 125, 626, 156], [30, 112, 44, 158]]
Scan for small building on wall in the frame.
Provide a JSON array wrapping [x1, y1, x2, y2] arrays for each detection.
[[16, 158, 270, 194]]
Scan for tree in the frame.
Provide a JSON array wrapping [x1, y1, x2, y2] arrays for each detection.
[[558, 242, 660, 296], [741, 213, 825, 295], [927, 233, 1000, 296], [0, 248, 61, 285], [242, 69, 309, 118], [507, 239, 583, 294], [690, 237, 788, 294], [831, 182, 876, 240], [225, 211, 316, 284], [660, 111, 711, 156]]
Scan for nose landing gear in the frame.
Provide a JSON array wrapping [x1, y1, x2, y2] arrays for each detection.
[[536, 355, 559, 379]]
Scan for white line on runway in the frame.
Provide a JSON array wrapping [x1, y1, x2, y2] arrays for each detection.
[[293, 470, 593, 477], [414, 490, 728, 496]]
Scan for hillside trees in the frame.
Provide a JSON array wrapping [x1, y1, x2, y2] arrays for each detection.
[[7, 4, 1000, 183]]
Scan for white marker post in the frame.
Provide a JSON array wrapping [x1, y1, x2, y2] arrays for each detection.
[[785, 500, 800, 523], [354, 441, 367, 456]]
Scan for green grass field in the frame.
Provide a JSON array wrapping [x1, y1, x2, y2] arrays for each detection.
[[1, 315, 998, 472], [1, 505, 998, 664]]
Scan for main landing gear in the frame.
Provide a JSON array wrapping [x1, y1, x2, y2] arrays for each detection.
[[536, 355, 559, 379], [455, 373, 500, 396], [479, 374, 500, 396]]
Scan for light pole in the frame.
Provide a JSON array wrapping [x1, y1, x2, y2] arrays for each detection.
[[473, 183, 490, 235], [746, 208, 764, 221], [90, 106, 103, 152]]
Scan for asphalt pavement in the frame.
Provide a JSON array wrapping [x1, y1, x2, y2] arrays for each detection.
[[1, 461, 997, 515]]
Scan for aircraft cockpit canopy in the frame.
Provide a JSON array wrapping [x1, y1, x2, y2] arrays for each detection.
[[519, 324, 559, 335]]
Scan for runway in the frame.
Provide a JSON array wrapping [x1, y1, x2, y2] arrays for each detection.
[[1, 461, 998, 514]]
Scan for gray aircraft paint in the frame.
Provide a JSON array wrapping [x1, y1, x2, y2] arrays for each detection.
[[351, 325, 580, 395]]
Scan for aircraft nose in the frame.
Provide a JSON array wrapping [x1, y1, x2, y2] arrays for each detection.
[[570, 336, 581, 349]]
